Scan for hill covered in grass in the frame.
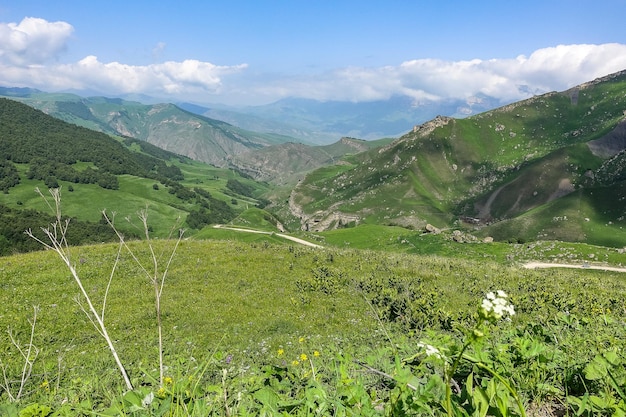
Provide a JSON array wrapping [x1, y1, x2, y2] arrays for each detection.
[[288, 70, 626, 246], [0, 98, 278, 254], [0, 89, 395, 183], [0, 89, 296, 169], [2, 238, 626, 414]]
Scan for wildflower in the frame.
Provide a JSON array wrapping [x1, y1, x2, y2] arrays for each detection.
[[157, 387, 167, 398], [299, 337, 305, 343], [142, 392, 155, 407], [277, 348, 284, 356], [300, 353, 308, 361], [163, 376, 173, 385], [313, 350, 320, 357], [480, 290, 515, 321], [292, 360, 300, 366], [417, 342, 442, 359]]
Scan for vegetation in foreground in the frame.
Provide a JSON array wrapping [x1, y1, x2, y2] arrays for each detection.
[[1, 206, 626, 415]]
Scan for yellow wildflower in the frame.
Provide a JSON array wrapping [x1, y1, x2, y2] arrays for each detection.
[[313, 351, 320, 357], [299, 336, 305, 343], [300, 353, 308, 361], [292, 360, 300, 366], [277, 348, 284, 356], [164, 376, 173, 385]]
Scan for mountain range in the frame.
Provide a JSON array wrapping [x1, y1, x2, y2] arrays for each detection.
[[0, 88, 398, 182], [2, 69, 626, 247], [180, 94, 503, 142]]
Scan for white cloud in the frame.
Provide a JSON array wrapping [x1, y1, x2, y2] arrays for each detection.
[[0, 18, 624, 106], [0, 17, 74, 66], [0, 18, 247, 98], [0, 54, 247, 97], [247, 43, 626, 104]]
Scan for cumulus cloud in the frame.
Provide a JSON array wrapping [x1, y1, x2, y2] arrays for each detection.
[[0, 54, 247, 97], [249, 43, 626, 104], [0, 17, 247, 98], [0, 17, 73, 66]]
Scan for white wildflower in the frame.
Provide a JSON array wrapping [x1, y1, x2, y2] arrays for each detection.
[[142, 391, 155, 407], [480, 290, 515, 320], [417, 342, 442, 359]]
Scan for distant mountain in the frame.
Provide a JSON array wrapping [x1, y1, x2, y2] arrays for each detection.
[[0, 88, 398, 183], [0, 89, 301, 170], [288, 69, 626, 246], [231, 136, 394, 184], [183, 94, 503, 144]]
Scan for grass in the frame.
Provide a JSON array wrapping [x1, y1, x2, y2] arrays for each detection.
[[1, 239, 389, 411], [0, 159, 272, 238], [3, 233, 626, 413]]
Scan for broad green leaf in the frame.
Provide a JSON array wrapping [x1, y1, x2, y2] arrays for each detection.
[[254, 387, 280, 412], [584, 355, 608, 380], [604, 350, 621, 366]]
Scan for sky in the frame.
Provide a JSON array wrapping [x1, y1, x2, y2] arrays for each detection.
[[1, 0, 626, 106]]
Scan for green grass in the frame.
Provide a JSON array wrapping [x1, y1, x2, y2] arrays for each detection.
[[1, 173, 187, 236], [482, 182, 626, 247], [0, 158, 274, 238], [3, 235, 626, 413]]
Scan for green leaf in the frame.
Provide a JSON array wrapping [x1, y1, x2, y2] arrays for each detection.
[[18, 404, 52, 417], [604, 350, 621, 366], [254, 387, 280, 412], [590, 394, 614, 410], [122, 390, 144, 407], [584, 355, 608, 380], [471, 384, 490, 417], [0, 404, 19, 417]]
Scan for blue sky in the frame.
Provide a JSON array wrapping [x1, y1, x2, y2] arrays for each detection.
[[1, 0, 626, 105]]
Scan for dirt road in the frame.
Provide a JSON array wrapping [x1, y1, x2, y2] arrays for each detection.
[[213, 225, 323, 248], [523, 261, 626, 273]]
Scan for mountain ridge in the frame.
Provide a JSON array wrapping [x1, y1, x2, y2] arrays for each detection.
[[190, 94, 504, 143], [286, 69, 626, 246], [0, 89, 303, 172]]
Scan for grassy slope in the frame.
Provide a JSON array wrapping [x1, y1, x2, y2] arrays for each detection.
[[1, 158, 269, 238], [0, 241, 382, 381], [2, 237, 626, 406], [291, 71, 626, 245]]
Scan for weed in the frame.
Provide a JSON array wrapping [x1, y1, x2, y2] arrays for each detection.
[[26, 188, 133, 390]]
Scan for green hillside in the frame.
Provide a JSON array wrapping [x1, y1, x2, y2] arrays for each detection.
[[0, 90, 299, 171], [0, 89, 397, 184], [289, 70, 626, 246], [0, 98, 274, 254], [233, 136, 393, 183], [2, 238, 626, 414]]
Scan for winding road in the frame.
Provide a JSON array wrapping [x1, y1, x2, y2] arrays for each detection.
[[523, 261, 626, 273], [213, 225, 323, 248], [213, 226, 626, 272]]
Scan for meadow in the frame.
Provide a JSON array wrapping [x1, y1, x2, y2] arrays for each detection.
[[1, 215, 626, 415]]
